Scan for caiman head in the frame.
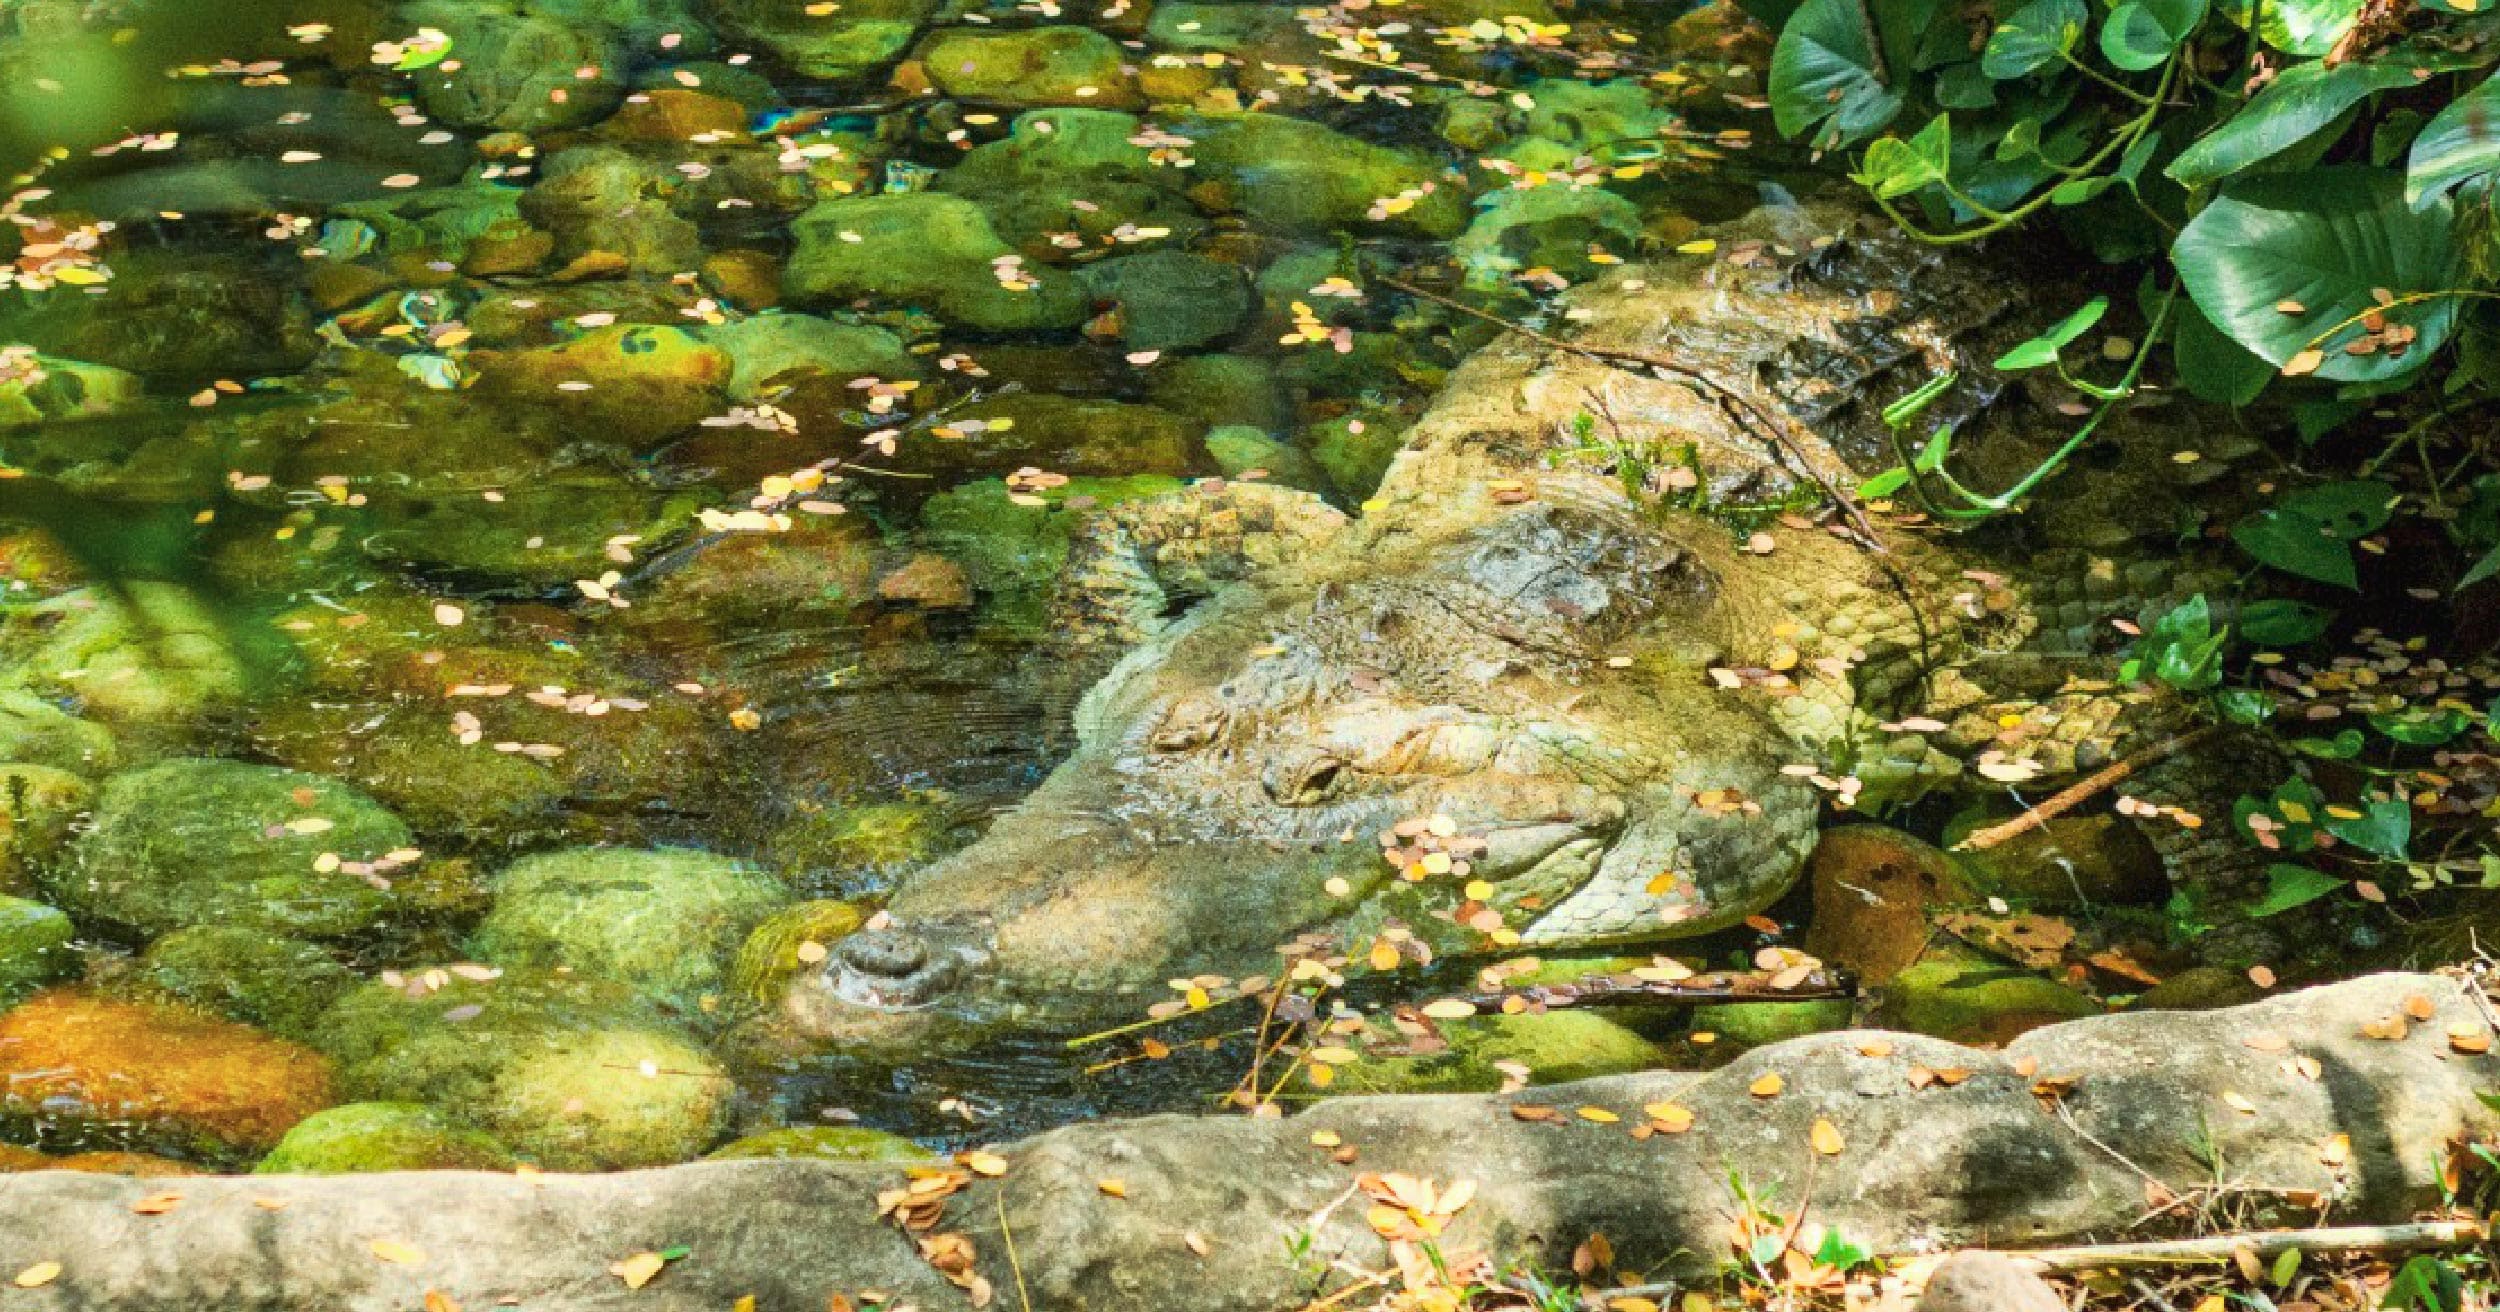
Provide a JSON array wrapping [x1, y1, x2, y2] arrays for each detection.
[[780, 496, 1828, 1054]]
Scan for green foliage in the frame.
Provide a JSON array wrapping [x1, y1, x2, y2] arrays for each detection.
[[2119, 593, 2228, 691], [2230, 479, 2396, 588]]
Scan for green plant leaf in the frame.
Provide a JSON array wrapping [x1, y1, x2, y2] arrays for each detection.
[[1772, 0, 1906, 148], [2213, 0, 2362, 56], [1857, 465, 1913, 498], [2410, 71, 2500, 209], [2293, 728, 2366, 758], [1983, 0, 2087, 79], [2244, 863, 2343, 917], [2172, 291, 2274, 405], [2463, 542, 2500, 589], [2238, 598, 2333, 644], [1994, 296, 2109, 369], [1856, 114, 1955, 198], [2235, 507, 2359, 587], [2323, 797, 2411, 861], [2216, 687, 2274, 725], [2370, 707, 2471, 745], [2169, 61, 2443, 188], [2100, 0, 2206, 70], [2172, 169, 2462, 384]]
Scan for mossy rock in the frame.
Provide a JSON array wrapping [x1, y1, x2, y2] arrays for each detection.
[[707, 1125, 931, 1162], [1180, 113, 1468, 238], [700, 313, 919, 401], [254, 1102, 515, 1174], [1076, 249, 1252, 352], [1954, 815, 2167, 907], [708, 0, 938, 78], [768, 799, 952, 885], [134, 926, 358, 1043], [887, 392, 1204, 481], [935, 109, 1207, 250], [1487, 77, 1673, 174], [468, 324, 733, 452], [1454, 185, 1645, 288], [1146, 354, 1288, 433], [0, 689, 118, 774], [3, 584, 256, 731], [517, 147, 705, 274], [402, 0, 625, 133], [1690, 998, 1855, 1051], [1878, 945, 2102, 1046], [472, 847, 788, 1009], [729, 899, 867, 1007], [0, 355, 142, 426], [783, 192, 1088, 331], [1316, 1010, 1670, 1095], [2133, 965, 2266, 1012], [0, 896, 73, 1010], [0, 765, 95, 897], [916, 475, 1186, 634], [316, 969, 729, 1170], [1802, 825, 1972, 987], [914, 26, 1139, 107], [1205, 425, 1326, 492], [52, 759, 413, 940], [1306, 412, 1407, 500]]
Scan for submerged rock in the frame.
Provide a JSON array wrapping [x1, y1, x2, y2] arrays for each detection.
[[401, 0, 626, 134], [472, 847, 788, 1009], [0, 688, 118, 774], [317, 969, 730, 1169], [1076, 248, 1251, 352], [889, 392, 1204, 480], [707, 1125, 931, 1162], [0, 895, 73, 1009], [782, 192, 1089, 331], [51, 759, 414, 940], [707, 0, 939, 79], [253, 1102, 516, 1175], [467, 323, 734, 451], [700, 312, 919, 400], [520, 146, 708, 274], [915, 475, 1184, 634], [0, 988, 337, 1159], [914, 26, 1139, 108], [1802, 825, 1971, 987], [0, 765, 96, 897], [1690, 998, 1855, 1051], [728, 899, 866, 1006], [1454, 185, 1645, 287], [1180, 114, 1468, 238], [3, 583, 257, 731], [935, 108, 1206, 250], [134, 926, 359, 1043]]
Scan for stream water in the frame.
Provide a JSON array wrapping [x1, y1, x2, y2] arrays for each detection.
[[0, 0, 2297, 1178]]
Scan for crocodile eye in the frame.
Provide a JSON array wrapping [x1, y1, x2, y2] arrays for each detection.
[[1263, 751, 1345, 806]]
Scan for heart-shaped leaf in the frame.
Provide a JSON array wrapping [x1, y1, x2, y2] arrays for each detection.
[[2172, 169, 2461, 383], [1772, 0, 1905, 148], [2169, 60, 2443, 187], [1982, 0, 2087, 79], [1855, 114, 1955, 197], [2100, 0, 2206, 70], [2212, 0, 2362, 55]]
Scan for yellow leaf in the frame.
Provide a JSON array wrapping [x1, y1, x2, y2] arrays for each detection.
[[51, 266, 107, 286], [2281, 349, 2325, 378], [370, 1239, 426, 1265], [425, 1292, 463, 1312], [2194, 1296, 2227, 1312], [732, 1298, 755, 1312], [962, 1151, 1009, 1177], [1420, 998, 1476, 1019], [611, 1252, 666, 1290], [1748, 1072, 1783, 1098], [1643, 1103, 1694, 1133], [1098, 1179, 1128, 1198], [1675, 239, 1717, 255], [1810, 1118, 1844, 1155], [1576, 1106, 1621, 1124], [14, 1262, 61, 1289], [1368, 940, 1401, 972]]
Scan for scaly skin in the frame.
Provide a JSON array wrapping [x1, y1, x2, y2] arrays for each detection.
[[779, 205, 2252, 1054]]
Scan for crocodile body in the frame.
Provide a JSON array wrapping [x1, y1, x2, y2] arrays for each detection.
[[780, 205, 2257, 1053]]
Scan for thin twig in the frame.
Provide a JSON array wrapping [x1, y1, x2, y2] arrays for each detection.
[[996, 1192, 1033, 1312], [1378, 275, 1881, 544], [2005, 1220, 2484, 1272], [1953, 726, 2219, 853]]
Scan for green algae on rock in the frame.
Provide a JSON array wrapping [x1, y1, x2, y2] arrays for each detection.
[[472, 847, 788, 1009], [134, 926, 360, 1044], [707, 0, 938, 79], [706, 1125, 931, 1163], [913, 26, 1139, 108], [255, 1101, 516, 1175], [783, 192, 1089, 331], [0, 765, 96, 898], [915, 474, 1185, 635], [1316, 1010, 1672, 1096], [53, 758, 414, 940], [1878, 944, 2105, 1046], [316, 968, 731, 1170], [0, 895, 73, 1010], [729, 899, 867, 1007]]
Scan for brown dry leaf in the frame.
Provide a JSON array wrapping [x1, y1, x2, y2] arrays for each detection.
[[1809, 1118, 1844, 1156], [1748, 1072, 1784, 1098], [2087, 949, 2163, 987], [2361, 1015, 2409, 1041], [2249, 965, 2278, 989], [2242, 1033, 2290, 1053], [1644, 1102, 1695, 1133], [13, 1263, 61, 1289], [129, 1192, 184, 1216], [1855, 1040, 1894, 1059], [960, 1151, 1008, 1177], [2449, 1024, 2493, 1055], [1511, 1103, 1563, 1123], [2281, 349, 2325, 377], [2320, 1133, 2351, 1168], [371, 1239, 426, 1266], [1183, 1232, 1209, 1256], [611, 1252, 666, 1290], [2403, 993, 2438, 1021], [425, 1293, 463, 1312]]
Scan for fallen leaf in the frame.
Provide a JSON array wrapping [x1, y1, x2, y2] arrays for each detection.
[[611, 1252, 666, 1290], [130, 1193, 183, 1216], [2450, 1024, 2492, 1055], [2403, 993, 2438, 1021], [1420, 998, 1476, 1020], [1854, 1040, 1894, 1058], [2223, 1091, 2258, 1115], [1098, 1179, 1128, 1198], [371, 1239, 426, 1265], [961, 1151, 1008, 1177], [1748, 1073, 1783, 1098], [425, 1292, 462, 1312], [1809, 1118, 1844, 1155], [13, 1262, 61, 1289], [2320, 1134, 2350, 1167], [1577, 1106, 1621, 1124], [1644, 1102, 1695, 1133]]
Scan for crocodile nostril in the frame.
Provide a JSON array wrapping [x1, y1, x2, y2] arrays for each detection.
[[835, 928, 929, 979]]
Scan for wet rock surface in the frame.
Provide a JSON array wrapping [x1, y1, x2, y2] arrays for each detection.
[[0, 974, 2489, 1309]]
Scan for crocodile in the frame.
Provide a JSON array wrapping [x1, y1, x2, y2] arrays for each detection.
[[775, 203, 2259, 1056]]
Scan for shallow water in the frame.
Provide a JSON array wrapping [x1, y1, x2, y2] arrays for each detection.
[[0, 0, 1837, 1171]]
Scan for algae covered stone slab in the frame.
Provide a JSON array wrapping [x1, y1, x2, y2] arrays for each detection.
[[781, 192, 1088, 331], [471, 846, 787, 1008]]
